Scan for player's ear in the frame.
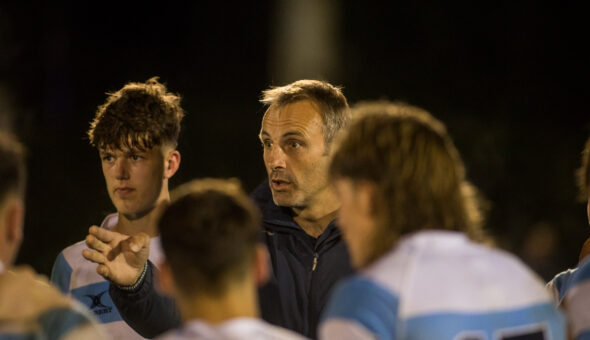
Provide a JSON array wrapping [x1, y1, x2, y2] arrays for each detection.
[[0, 197, 24, 265], [254, 244, 270, 286], [164, 149, 181, 179], [5, 198, 24, 248], [158, 261, 176, 297]]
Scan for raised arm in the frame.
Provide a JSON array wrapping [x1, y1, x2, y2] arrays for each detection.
[[81, 226, 181, 337], [109, 261, 181, 337]]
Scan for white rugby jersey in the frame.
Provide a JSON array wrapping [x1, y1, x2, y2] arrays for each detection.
[[50, 213, 164, 340], [156, 317, 308, 340], [320, 231, 566, 340]]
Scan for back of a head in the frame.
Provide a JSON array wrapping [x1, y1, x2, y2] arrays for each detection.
[[88, 77, 185, 151], [0, 132, 25, 207], [330, 101, 484, 246], [260, 79, 351, 146], [159, 178, 261, 297]]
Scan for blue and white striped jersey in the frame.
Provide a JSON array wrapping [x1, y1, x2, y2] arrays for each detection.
[[50, 213, 164, 340], [550, 257, 590, 340], [320, 231, 566, 340]]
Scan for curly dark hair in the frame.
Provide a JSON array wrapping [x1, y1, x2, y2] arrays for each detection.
[[88, 77, 184, 151]]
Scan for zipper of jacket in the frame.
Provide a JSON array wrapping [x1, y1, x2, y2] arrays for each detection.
[[312, 252, 319, 271]]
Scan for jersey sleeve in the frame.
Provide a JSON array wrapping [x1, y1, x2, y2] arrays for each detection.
[[563, 263, 590, 340], [319, 276, 398, 340], [50, 252, 73, 294]]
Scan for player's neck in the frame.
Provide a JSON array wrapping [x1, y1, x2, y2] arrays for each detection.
[[178, 280, 258, 325], [115, 191, 170, 237], [292, 187, 340, 238]]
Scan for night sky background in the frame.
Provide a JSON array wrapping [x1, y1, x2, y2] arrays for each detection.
[[0, 2, 588, 281]]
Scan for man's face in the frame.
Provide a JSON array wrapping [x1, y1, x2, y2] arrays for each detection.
[[259, 99, 331, 208], [334, 178, 377, 269], [100, 145, 167, 219]]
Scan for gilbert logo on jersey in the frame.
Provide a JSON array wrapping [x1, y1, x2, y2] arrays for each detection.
[[72, 281, 123, 323], [85, 290, 113, 315]]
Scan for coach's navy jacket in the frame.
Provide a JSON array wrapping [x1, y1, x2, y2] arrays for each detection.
[[109, 181, 353, 339]]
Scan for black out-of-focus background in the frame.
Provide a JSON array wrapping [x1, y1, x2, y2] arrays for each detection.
[[0, 2, 588, 280]]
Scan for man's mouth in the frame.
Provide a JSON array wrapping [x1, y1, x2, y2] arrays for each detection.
[[271, 179, 292, 190], [115, 187, 135, 195]]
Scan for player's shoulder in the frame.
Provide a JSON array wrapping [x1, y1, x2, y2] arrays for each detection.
[[58, 240, 89, 265], [567, 258, 590, 288], [321, 275, 398, 340]]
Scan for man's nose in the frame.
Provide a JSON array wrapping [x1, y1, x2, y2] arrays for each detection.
[[267, 146, 287, 170], [114, 158, 130, 180]]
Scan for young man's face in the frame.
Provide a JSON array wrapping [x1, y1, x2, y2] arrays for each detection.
[[259, 99, 332, 209], [100, 145, 168, 219], [333, 178, 378, 269]]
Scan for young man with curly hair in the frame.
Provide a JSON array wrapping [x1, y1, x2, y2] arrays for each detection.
[[50, 77, 183, 340]]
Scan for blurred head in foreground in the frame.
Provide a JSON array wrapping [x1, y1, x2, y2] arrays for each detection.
[[329, 101, 484, 268]]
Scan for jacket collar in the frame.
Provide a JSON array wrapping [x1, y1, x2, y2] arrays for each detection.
[[250, 181, 341, 242]]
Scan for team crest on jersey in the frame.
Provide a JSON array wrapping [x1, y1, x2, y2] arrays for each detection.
[[84, 290, 113, 315], [71, 282, 123, 323]]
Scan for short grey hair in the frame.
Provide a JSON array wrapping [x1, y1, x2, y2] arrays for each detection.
[[260, 79, 350, 148]]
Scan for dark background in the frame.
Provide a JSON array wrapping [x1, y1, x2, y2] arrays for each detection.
[[0, 2, 588, 281]]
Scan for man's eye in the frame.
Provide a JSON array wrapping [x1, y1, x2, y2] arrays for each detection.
[[102, 155, 114, 162], [289, 141, 301, 148], [131, 155, 142, 161], [262, 141, 272, 148]]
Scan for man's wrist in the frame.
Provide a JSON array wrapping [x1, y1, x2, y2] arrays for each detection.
[[116, 262, 148, 292]]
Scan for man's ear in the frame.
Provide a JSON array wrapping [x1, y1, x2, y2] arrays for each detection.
[[253, 244, 270, 286], [1, 198, 25, 265], [158, 261, 176, 297], [164, 150, 181, 179], [6, 199, 24, 247]]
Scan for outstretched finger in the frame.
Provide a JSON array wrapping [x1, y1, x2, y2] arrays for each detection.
[[96, 264, 112, 281], [88, 226, 122, 243], [85, 234, 111, 254], [82, 249, 107, 265]]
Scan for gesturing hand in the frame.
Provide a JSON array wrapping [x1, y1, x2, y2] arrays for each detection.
[[82, 226, 150, 286]]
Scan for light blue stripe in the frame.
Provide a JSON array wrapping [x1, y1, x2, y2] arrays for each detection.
[[321, 276, 398, 340], [568, 261, 590, 289], [71, 281, 123, 324], [50, 252, 72, 294], [404, 302, 565, 340]]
